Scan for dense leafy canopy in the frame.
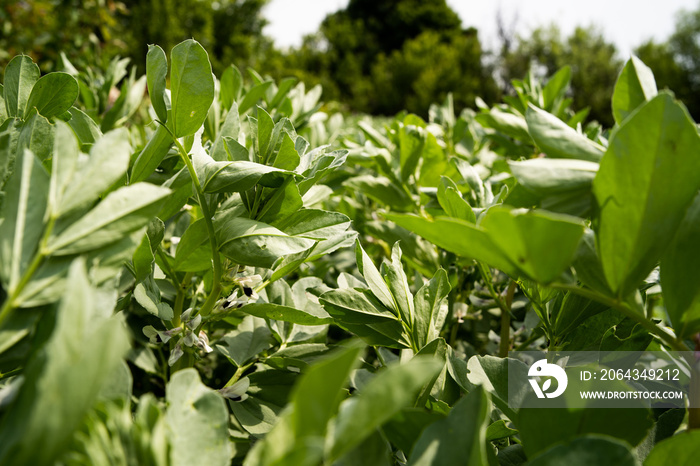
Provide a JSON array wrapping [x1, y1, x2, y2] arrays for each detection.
[[1, 15, 700, 466]]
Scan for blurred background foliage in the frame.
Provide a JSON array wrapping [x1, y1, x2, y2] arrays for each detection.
[[3, 0, 700, 123]]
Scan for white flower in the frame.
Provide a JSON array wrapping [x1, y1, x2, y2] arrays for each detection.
[[168, 342, 184, 366], [219, 377, 250, 402], [143, 325, 182, 344], [220, 289, 249, 310], [236, 274, 262, 288], [197, 331, 213, 353]]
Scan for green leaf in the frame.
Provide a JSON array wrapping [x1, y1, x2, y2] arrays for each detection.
[[0, 118, 22, 187], [274, 209, 352, 240], [437, 176, 475, 223], [644, 430, 700, 465], [134, 276, 173, 320], [57, 127, 132, 216], [242, 302, 333, 325], [662, 193, 700, 337], [551, 291, 609, 339], [612, 56, 657, 125], [273, 132, 300, 170], [173, 217, 209, 271], [486, 420, 518, 442], [389, 208, 583, 283], [479, 207, 584, 283], [320, 285, 400, 325], [169, 39, 215, 138], [476, 108, 530, 141], [47, 121, 79, 217], [0, 83, 6, 122], [16, 110, 54, 162], [572, 228, 612, 295], [0, 259, 129, 465], [382, 242, 414, 326], [543, 66, 571, 110], [230, 370, 297, 437], [466, 355, 529, 422], [329, 356, 442, 461], [408, 386, 491, 466], [132, 217, 165, 282], [166, 369, 231, 466], [529, 436, 636, 466], [383, 408, 446, 455], [518, 405, 652, 458], [238, 81, 272, 115], [66, 107, 102, 150], [210, 102, 240, 161], [130, 124, 174, 183], [413, 268, 450, 349], [398, 123, 425, 182], [508, 158, 598, 196], [526, 105, 605, 162], [386, 213, 517, 277], [215, 215, 315, 268], [0, 149, 49, 293], [297, 147, 347, 196], [256, 106, 275, 161], [47, 183, 171, 255], [216, 316, 274, 366], [355, 241, 398, 315], [3, 55, 40, 119], [146, 44, 169, 123], [245, 342, 364, 466], [220, 65, 242, 110], [25, 72, 79, 119], [194, 145, 291, 193], [344, 175, 415, 211], [593, 92, 700, 297]]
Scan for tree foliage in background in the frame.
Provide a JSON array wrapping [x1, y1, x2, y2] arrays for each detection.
[[7, 0, 700, 123], [635, 3, 700, 120], [120, 0, 269, 73], [0, 0, 127, 71], [0, 0, 269, 75], [271, 0, 498, 117], [500, 25, 622, 127]]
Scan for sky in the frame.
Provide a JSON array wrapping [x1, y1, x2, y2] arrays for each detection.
[[264, 0, 698, 58]]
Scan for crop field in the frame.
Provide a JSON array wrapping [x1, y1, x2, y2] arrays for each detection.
[[1, 39, 699, 465]]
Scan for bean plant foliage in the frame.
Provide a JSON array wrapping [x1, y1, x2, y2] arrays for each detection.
[[0, 40, 699, 465]]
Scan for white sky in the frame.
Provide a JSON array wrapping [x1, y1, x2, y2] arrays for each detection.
[[264, 0, 698, 58]]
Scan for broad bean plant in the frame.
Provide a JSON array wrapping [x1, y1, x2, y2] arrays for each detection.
[[0, 41, 698, 465]]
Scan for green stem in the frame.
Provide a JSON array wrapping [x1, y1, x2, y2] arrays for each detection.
[[172, 272, 194, 327], [499, 281, 517, 358], [166, 130, 222, 318], [0, 216, 56, 327], [549, 282, 691, 353], [225, 362, 254, 387], [689, 363, 700, 430]]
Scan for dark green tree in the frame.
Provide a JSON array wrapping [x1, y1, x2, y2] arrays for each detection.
[[0, 0, 128, 72], [120, 0, 269, 73], [0, 0, 269, 75], [282, 0, 497, 116]]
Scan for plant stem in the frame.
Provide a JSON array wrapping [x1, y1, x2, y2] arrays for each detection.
[[499, 281, 517, 357], [549, 282, 691, 353], [0, 215, 56, 327], [168, 131, 222, 318], [689, 363, 700, 430], [477, 262, 514, 357], [172, 272, 194, 327], [225, 362, 254, 387]]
